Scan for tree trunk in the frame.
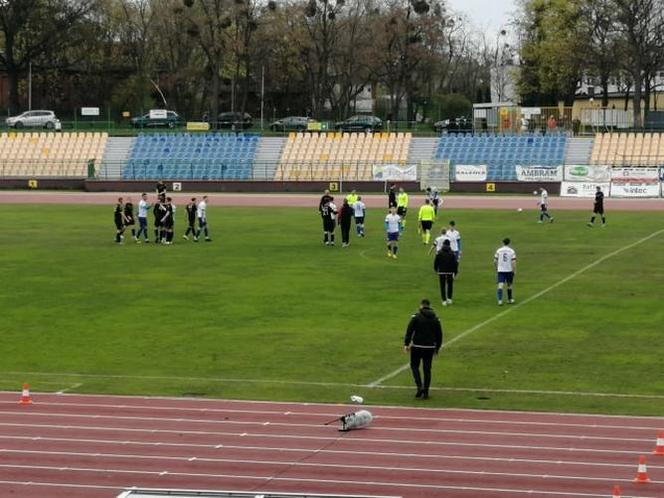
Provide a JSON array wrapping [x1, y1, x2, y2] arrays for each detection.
[[7, 65, 21, 113], [601, 75, 609, 108], [643, 75, 651, 128], [211, 63, 220, 125], [632, 67, 642, 129]]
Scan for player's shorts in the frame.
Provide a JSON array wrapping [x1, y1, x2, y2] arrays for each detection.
[[355, 216, 364, 224], [454, 250, 460, 260], [198, 217, 207, 227], [421, 220, 433, 231], [138, 217, 148, 229], [188, 217, 196, 227], [387, 231, 399, 242], [124, 216, 135, 226], [114, 219, 124, 230], [323, 218, 336, 232], [497, 272, 514, 284], [154, 219, 162, 228], [540, 204, 548, 212], [397, 207, 407, 217], [593, 205, 604, 214], [162, 219, 174, 229]]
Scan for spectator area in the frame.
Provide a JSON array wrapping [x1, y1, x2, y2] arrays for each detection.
[[123, 133, 258, 180], [436, 134, 567, 181], [0, 132, 108, 177], [275, 132, 411, 180], [590, 132, 664, 166]]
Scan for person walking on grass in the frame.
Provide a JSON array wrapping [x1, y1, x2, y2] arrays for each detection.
[[397, 187, 409, 230], [183, 197, 197, 240], [385, 206, 401, 259], [434, 239, 458, 306], [495, 237, 516, 306], [321, 197, 337, 246], [404, 298, 443, 400], [195, 196, 212, 242], [353, 196, 367, 237], [537, 187, 554, 224], [124, 197, 136, 241], [339, 199, 354, 248], [114, 197, 128, 244], [587, 186, 606, 227], [136, 193, 151, 243], [418, 198, 436, 245]]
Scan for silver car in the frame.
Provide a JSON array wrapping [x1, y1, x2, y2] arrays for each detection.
[[6, 110, 61, 129]]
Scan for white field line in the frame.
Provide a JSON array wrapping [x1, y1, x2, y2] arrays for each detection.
[[55, 383, 82, 395], [1, 399, 662, 432], [0, 434, 647, 459], [3, 448, 662, 472], [0, 415, 651, 443], [0, 480, 653, 498], [368, 227, 664, 387], [1, 463, 663, 489], [4, 373, 664, 402]]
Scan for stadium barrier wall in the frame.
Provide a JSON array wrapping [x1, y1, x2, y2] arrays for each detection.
[[449, 181, 561, 195], [0, 178, 86, 190]]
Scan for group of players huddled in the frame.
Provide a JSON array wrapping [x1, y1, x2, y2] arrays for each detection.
[[113, 182, 212, 244]]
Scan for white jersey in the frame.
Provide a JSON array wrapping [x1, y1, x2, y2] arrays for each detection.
[[197, 200, 207, 219], [447, 228, 460, 252], [353, 201, 366, 218], [138, 200, 149, 218], [433, 234, 450, 253], [540, 189, 548, 206], [495, 246, 516, 273], [385, 213, 401, 233]]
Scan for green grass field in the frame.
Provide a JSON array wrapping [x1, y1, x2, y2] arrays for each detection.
[[1, 203, 664, 415]]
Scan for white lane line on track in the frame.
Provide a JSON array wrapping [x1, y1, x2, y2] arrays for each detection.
[[0, 433, 645, 458], [3, 448, 662, 471], [2, 463, 663, 488], [55, 383, 82, 395], [368, 227, 664, 387], [0, 412, 651, 442], [1, 399, 661, 431], [0, 481, 652, 498], [0, 421, 652, 447]]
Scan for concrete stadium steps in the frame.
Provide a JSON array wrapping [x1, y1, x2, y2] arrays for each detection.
[[564, 137, 594, 165], [253, 137, 286, 180], [99, 137, 135, 179], [407, 137, 438, 163]]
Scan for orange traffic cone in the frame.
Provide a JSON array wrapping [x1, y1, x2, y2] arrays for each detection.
[[653, 431, 664, 456], [18, 383, 33, 405], [634, 455, 650, 483], [612, 484, 621, 498]]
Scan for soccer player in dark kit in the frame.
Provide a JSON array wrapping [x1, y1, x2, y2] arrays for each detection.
[[124, 197, 136, 241], [320, 197, 337, 246], [114, 197, 127, 244], [161, 197, 175, 244], [587, 186, 606, 227], [156, 180, 167, 201], [183, 197, 197, 240], [153, 197, 163, 243]]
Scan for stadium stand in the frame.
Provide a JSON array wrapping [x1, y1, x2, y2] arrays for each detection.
[[276, 131, 412, 180], [123, 133, 258, 180], [435, 134, 567, 181], [0, 131, 107, 177], [590, 132, 664, 166]]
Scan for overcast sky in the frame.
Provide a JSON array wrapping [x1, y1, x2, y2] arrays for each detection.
[[446, 0, 516, 32]]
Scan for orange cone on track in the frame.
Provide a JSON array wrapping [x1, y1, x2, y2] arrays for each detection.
[[18, 383, 33, 405], [612, 484, 621, 498], [653, 431, 664, 456], [634, 455, 650, 483]]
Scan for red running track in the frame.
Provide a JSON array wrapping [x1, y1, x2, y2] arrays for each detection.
[[0, 392, 663, 497]]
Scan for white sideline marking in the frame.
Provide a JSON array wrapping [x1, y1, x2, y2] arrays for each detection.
[[5, 374, 664, 402], [3, 448, 661, 471], [0, 420, 651, 445], [368, 227, 664, 387], [0, 433, 646, 458], [55, 383, 82, 395], [1, 463, 663, 490], [0, 481, 650, 498]]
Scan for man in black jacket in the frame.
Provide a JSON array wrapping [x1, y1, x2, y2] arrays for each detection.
[[434, 239, 458, 306], [404, 299, 443, 399]]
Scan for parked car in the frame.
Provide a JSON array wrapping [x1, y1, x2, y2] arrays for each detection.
[[335, 115, 383, 132], [6, 110, 61, 129], [270, 116, 318, 132], [433, 116, 472, 133], [131, 111, 184, 128], [217, 112, 253, 129]]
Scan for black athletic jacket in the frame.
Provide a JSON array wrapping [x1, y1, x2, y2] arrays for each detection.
[[434, 248, 458, 275], [404, 307, 443, 351], [339, 203, 354, 227]]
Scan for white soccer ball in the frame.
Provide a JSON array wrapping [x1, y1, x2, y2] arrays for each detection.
[[517, 208, 523, 212], [533, 190, 538, 195], [350, 395, 364, 404]]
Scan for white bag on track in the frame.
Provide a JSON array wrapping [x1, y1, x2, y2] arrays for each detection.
[[339, 409, 373, 432]]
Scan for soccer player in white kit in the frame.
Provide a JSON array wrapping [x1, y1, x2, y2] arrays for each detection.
[[494, 237, 516, 305], [537, 187, 554, 223], [428, 228, 450, 255], [446, 221, 461, 260], [353, 196, 366, 237], [135, 193, 151, 243], [385, 207, 402, 259], [195, 195, 212, 242]]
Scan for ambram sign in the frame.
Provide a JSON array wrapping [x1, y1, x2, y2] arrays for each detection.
[[515, 165, 563, 182]]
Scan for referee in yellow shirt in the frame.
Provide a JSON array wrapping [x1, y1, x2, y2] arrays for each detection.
[[418, 198, 436, 244], [397, 188, 409, 230]]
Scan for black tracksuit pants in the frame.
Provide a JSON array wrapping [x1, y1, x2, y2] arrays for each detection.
[[341, 223, 351, 244], [410, 347, 435, 392], [438, 273, 454, 301]]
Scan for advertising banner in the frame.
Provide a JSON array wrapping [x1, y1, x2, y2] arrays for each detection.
[[80, 107, 100, 116], [454, 164, 487, 182], [610, 167, 660, 197], [372, 164, 417, 181], [564, 165, 611, 183], [515, 165, 563, 182], [560, 181, 611, 198]]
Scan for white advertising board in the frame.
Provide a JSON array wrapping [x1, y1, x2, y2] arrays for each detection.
[[149, 109, 168, 119], [372, 164, 417, 181], [564, 165, 611, 183], [610, 184, 660, 198], [610, 167, 660, 197], [454, 164, 487, 182], [560, 181, 611, 198], [515, 165, 563, 182], [81, 107, 100, 116]]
